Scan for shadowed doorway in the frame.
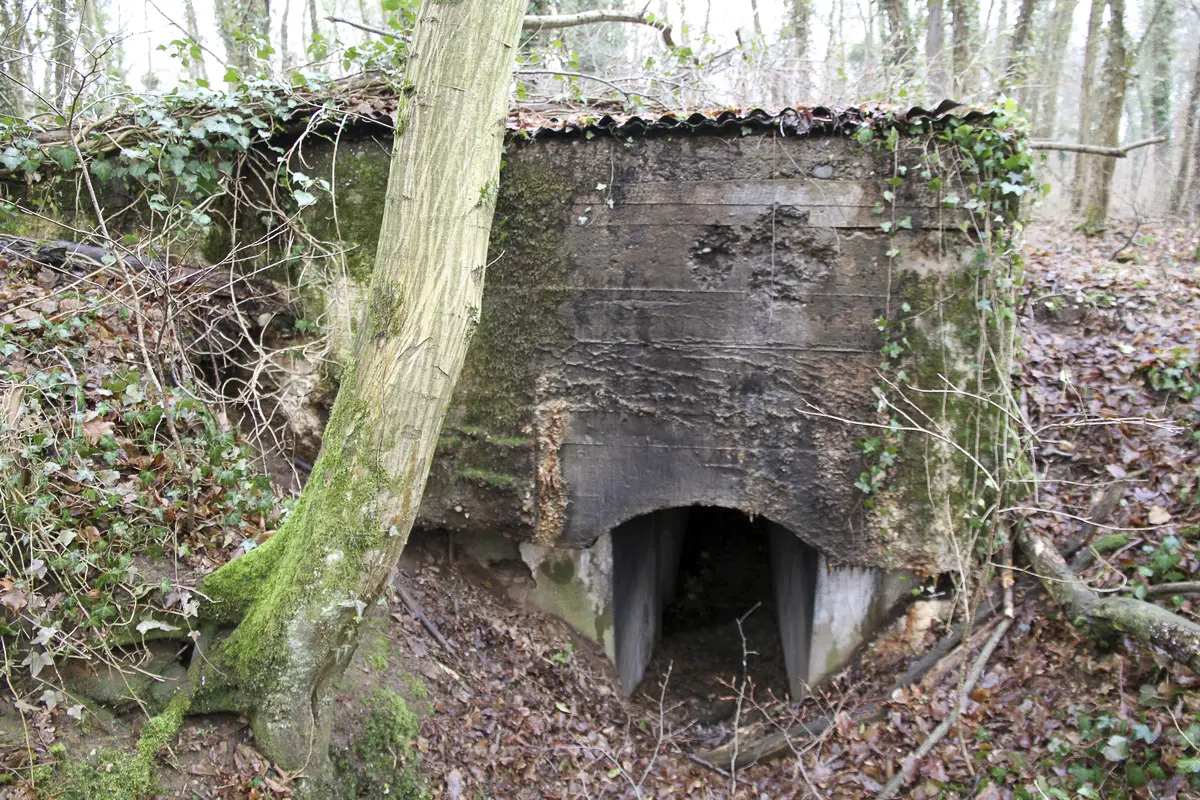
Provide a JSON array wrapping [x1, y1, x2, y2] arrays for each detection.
[[610, 506, 818, 711]]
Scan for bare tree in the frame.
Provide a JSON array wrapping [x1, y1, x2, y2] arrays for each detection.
[[1080, 0, 1130, 228], [951, 0, 975, 94], [1070, 0, 1106, 210], [1170, 37, 1200, 212], [928, 0, 947, 96], [1031, 0, 1076, 137]]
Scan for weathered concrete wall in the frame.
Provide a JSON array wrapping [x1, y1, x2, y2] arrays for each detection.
[[304, 129, 981, 574]]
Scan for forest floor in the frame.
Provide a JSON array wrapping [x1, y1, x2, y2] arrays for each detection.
[[0, 221, 1198, 799]]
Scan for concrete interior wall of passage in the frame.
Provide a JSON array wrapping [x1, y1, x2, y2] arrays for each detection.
[[611, 509, 687, 697], [767, 522, 819, 699], [808, 554, 917, 682]]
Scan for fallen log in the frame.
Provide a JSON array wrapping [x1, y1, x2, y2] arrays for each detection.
[[1016, 527, 1200, 674]]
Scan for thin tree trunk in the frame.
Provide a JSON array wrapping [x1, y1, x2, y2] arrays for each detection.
[[1169, 38, 1200, 212], [1005, 0, 1039, 102], [214, 0, 271, 73], [1032, 0, 1075, 138], [196, 0, 527, 771], [1071, 0, 1105, 210], [1147, 0, 1175, 138], [882, 0, 914, 71], [1081, 0, 1129, 229], [927, 0, 946, 97], [950, 0, 974, 95], [0, 0, 28, 115], [50, 0, 71, 109], [180, 0, 206, 80], [789, 0, 813, 98], [280, 0, 292, 70], [307, 0, 320, 51]]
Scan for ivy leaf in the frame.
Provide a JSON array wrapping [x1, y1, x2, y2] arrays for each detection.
[[136, 618, 181, 634], [1101, 735, 1131, 762], [47, 146, 76, 170], [0, 148, 23, 170], [293, 190, 318, 208]]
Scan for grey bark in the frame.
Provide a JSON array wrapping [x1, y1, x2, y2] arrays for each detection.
[[1169, 38, 1200, 212], [1081, 0, 1130, 228], [196, 0, 528, 771], [50, 0, 71, 109], [181, 0, 207, 80], [1070, 0, 1105, 210], [927, 0, 946, 97], [950, 0, 974, 94], [1005, 0, 1040, 101], [214, 0, 271, 73], [1031, 0, 1075, 138]]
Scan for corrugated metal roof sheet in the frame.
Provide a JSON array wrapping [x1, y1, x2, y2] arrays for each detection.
[[504, 98, 989, 138]]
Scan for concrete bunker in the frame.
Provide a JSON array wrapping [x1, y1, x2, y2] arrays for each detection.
[[245, 105, 1020, 700]]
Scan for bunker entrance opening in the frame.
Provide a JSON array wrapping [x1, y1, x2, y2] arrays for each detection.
[[611, 506, 818, 715]]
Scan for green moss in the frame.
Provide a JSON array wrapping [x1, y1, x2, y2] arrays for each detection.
[[450, 159, 573, 437], [1089, 533, 1132, 554], [403, 674, 429, 701], [365, 634, 390, 671], [451, 425, 533, 448], [326, 689, 428, 800], [542, 556, 576, 585], [199, 359, 404, 702], [43, 693, 189, 800], [456, 467, 518, 487], [302, 144, 394, 283]]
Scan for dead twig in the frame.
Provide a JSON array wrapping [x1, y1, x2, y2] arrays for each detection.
[[876, 618, 1013, 799], [393, 580, 455, 652]]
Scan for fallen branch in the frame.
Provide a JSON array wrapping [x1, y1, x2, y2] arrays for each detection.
[[394, 580, 456, 652], [1029, 136, 1167, 158], [876, 618, 1013, 800], [1016, 527, 1200, 673], [522, 10, 676, 48], [1135, 581, 1200, 597], [1061, 480, 1127, 565]]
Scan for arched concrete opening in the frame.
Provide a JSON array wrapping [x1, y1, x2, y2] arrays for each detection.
[[611, 506, 819, 700]]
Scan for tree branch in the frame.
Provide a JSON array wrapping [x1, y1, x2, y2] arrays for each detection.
[[517, 69, 631, 100], [326, 15, 407, 40], [522, 10, 676, 49], [1030, 136, 1168, 158], [1016, 526, 1200, 673], [329, 11, 676, 48]]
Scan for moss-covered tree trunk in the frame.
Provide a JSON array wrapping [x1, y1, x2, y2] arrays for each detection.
[[196, 0, 527, 770]]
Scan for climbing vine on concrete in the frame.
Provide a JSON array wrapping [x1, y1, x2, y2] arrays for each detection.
[[848, 100, 1037, 595]]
